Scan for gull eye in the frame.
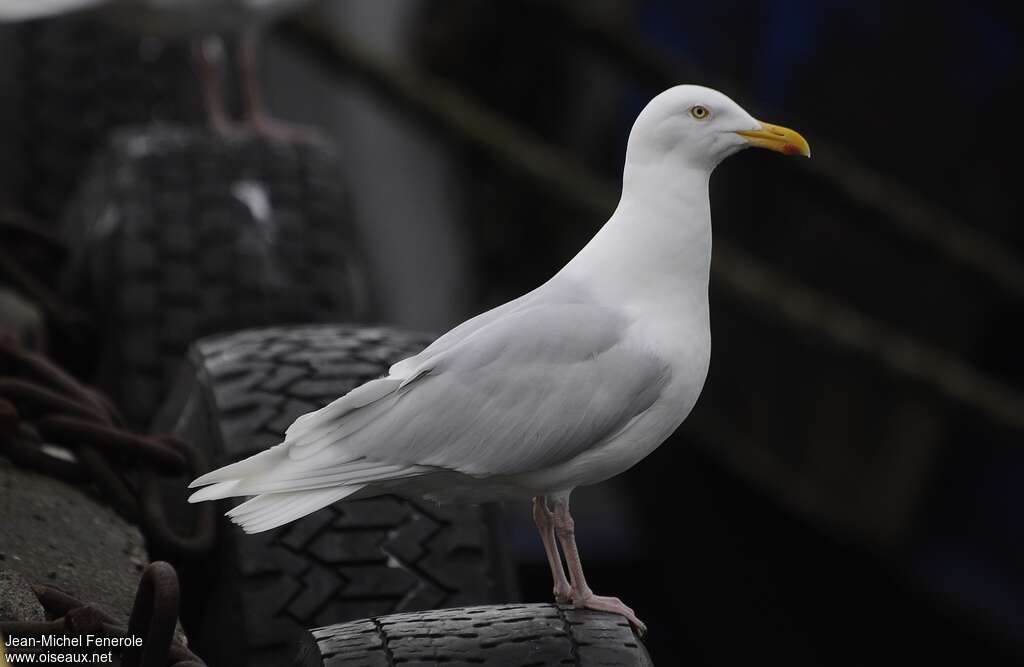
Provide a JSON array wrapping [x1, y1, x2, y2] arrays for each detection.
[[689, 105, 710, 120]]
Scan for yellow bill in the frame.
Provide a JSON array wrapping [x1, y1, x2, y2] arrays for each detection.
[[737, 121, 811, 157]]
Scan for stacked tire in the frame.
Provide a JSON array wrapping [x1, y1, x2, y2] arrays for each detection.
[[63, 128, 367, 426]]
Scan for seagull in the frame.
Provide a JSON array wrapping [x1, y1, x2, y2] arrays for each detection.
[[0, 0, 313, 139], [188, 85, 810, 632]]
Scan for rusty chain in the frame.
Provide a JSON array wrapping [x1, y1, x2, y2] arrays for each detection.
[[0, 337, 216, 557], [0, 561, 206, 667], [0, 210, 96, 350]]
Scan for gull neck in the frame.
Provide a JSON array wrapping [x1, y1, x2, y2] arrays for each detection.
[[561, 161, 713, 312]]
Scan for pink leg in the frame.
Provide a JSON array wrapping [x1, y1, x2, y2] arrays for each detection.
[[550, 492, 647, 635], [238, 28, 325, 144], [192, 35, 235, 136], [532, 496, 572, 603]]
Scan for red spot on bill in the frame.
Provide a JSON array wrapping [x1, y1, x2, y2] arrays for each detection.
[[782, 143, 802, 156]]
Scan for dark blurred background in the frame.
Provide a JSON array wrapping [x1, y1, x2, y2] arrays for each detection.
[[1, 0, 1021, 664]]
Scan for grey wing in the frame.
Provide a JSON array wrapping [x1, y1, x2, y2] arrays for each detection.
[[297, 301, 672, 477], [387, 288, 539, 378]]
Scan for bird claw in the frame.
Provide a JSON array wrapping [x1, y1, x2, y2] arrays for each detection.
[[553, 585, 572, 604], [571, 592, 647, 636]]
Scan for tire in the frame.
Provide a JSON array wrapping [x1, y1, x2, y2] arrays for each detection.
[[63, 126, 368, 426], [153, 324, 518, 667], [295, 604, 654, 666]]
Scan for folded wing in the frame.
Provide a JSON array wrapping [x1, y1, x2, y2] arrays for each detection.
[[289, 302, 670, 475], [189, 301, 670, 531]]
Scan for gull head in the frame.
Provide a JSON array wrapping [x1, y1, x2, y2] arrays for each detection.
[[626, 85, 810, 172]]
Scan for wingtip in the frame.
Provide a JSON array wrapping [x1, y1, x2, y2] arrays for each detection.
[[188, 470, 220, 488], [187, 488, 209, 504], [188, 480, 240, 503]]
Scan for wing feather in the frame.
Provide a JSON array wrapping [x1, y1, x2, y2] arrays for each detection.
[[292, 302, 671, 477]]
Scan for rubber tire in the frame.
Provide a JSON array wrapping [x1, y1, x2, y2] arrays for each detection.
[[295, 603, 654, 666], [153, 324, 518, 667], [63, 126, 367, 426]]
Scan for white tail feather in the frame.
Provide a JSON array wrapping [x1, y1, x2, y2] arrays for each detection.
[[188, 445, 287, 488], [187, 480, 241, 503], [187, 461, 419, 500], [188, 374, 418, 533], [226, 486, 364, 533], [226, 464, 420, 496]]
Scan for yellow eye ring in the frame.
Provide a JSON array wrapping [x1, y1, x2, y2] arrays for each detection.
[[690, 105, 710, 120]]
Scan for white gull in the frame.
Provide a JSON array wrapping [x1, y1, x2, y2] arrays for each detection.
[[188, 85, 811, 632]]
